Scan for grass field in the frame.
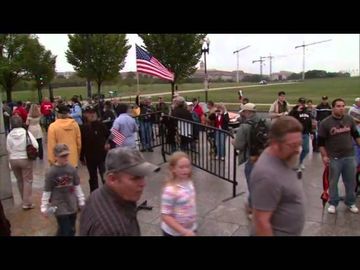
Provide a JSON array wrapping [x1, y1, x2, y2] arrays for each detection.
[[2, 82, 246, 102], [2, 77, 359, 111]]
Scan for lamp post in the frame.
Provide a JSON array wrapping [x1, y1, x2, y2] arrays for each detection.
[[201, 37, 210, 103]]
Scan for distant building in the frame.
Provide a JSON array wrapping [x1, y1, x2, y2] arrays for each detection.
[[56, 71, 75, 79], [270, 71, 293, 81]]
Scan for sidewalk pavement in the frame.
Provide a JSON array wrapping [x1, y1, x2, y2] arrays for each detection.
[[3, 145, 360, 236]]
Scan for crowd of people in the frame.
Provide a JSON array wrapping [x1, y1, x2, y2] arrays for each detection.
[[1, 89, 360, 236]]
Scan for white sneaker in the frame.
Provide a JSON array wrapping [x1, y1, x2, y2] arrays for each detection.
[[327, 205, 336, 214], [300, 163, 305, 170], [348, 205, 359, 214]]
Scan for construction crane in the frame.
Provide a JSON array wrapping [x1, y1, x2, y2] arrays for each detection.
[[252, 56, 266, 79], [262, 53, 287, 80], [295, 39, 331, 80], [233, 45, 250, 83]]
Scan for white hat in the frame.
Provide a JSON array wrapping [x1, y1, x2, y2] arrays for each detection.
[[355, 97, 360, 102], [240, 103, 256, 113]]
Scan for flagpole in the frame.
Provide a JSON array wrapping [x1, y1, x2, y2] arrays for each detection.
[[136, 71, 140, 93]]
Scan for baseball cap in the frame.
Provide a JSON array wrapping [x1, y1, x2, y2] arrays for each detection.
[[240, 103, 256, 113], [355, 97, 360, 102], [105, 148, 160, 177], [298, 97, 306, 104], [55, 104, 70, 114], [54, 144, 70, 157], [322, 96, 328, 100]]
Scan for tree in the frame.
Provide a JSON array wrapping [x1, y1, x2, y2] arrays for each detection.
[[25, 37, 57, 103], [288, 72, 302, 80], [66, 34, 131, 95], [138, 34, 206, 97], [0, 34, 35, 101]]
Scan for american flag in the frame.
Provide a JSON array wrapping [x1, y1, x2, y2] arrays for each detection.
[[136, 44, 174, 82], [111, 128, 125, 146]]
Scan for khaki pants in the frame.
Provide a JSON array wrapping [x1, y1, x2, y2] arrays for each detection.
[[9, 159, 33, 207]]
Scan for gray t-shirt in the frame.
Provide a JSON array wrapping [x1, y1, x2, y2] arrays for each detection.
[[250, 151, 306, 236], [44, 164, 80, 216], [318, 115, 358, 158]]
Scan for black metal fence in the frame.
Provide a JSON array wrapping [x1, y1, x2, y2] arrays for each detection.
[[112, 111, 240, 200]]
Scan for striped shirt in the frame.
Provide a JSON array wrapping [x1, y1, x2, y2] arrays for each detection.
[[161, 180, 197, 236], [79, 184, 140, 236]]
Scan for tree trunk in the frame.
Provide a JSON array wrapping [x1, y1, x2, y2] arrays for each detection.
[[86, 78, 92, 98], [5, 87, 12, 102], [97, 81, 101, 95], [48, 83, 54, 102], [37, 87, 43, 104]]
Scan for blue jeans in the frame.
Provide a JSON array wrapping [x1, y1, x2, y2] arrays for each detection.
[[139, 121, 153, 150], [215, 131, 225, 158], [56, 213, 77, 236], [329, 156, 357, 207], [300, 133, 310, 164], [245, 160, 254, 207]]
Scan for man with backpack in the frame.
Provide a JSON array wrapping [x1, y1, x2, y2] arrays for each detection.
[[232, 103, 271, 219]]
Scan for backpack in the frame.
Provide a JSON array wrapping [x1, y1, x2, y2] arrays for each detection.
[[248, 119, 269, 157]]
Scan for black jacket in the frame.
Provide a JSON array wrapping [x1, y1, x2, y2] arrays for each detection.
[[80, 121, 110, 163], [289, 105, 313, 134]]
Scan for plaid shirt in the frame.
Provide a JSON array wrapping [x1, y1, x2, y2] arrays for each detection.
[[79, 184, 140, 236]]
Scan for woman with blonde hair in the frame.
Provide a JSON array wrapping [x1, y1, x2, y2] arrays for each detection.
[[26, 103, 44, 159], [161, 151, 197, 236]]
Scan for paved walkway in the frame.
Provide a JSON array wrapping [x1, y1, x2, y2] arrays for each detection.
[[2, 142, 360, 236]]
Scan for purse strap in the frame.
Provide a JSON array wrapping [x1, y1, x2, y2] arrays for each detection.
[[25, 129, 31, 146]]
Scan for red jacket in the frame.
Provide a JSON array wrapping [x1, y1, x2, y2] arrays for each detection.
[[193, 104, 204, 119], [40, 101, 53, 116]]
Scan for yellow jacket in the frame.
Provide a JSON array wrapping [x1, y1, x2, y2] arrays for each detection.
[[47, 118, 81, 167]]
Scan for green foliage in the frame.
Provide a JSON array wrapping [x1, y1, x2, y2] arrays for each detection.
[[0, 34, 55, 102], [288, 73, 302, 80], [242, 74, 262, 82], [66, 34, 131, 93], [138, 34, 206, 83], [0, 34, 34, 101], [288, 70, 351, 80], [25, 36, 56, 101]]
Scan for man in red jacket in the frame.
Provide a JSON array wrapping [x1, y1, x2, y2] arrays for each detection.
[[40, 97, 54, 131]]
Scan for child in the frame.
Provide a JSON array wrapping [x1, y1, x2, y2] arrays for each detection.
[[40, 144, 85, 236], [161, 151, 197, 236]]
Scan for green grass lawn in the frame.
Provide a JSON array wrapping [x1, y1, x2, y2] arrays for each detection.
[[2, 82, 246, 102], [2, 77, 359, 112]]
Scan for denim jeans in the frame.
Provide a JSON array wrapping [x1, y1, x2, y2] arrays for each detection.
[[215, 131, 226, 158], [56, 213, 77, 236], [329, 156, 357, 207], [300, 133, 310, 164], [139, 121, 153, 150], [245, 160, 254, 207]]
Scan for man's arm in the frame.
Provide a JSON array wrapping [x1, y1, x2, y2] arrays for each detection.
[[253, 209, 274, 236]]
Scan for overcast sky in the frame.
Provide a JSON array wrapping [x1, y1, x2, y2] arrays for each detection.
[[37, 34, 360, 75]]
